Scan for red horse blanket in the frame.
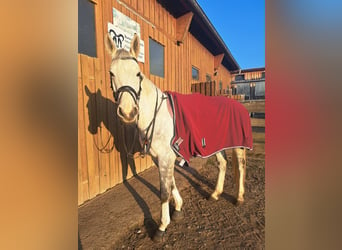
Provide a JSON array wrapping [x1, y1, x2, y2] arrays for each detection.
[[166, 92, 253, 162]]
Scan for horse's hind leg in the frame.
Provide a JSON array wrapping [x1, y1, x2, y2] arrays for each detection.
[[210, 151, 227, 200], [232, 148, 246, 205]]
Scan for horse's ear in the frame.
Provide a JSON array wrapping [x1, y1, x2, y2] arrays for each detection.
[[105, 33, 117, 57], [130, 33, 140, 59], [85, 85, 91, 96]]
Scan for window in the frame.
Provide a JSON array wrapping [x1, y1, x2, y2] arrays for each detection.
[[261, 72, 265, 79], [219, 80, 222, 90], [235, 74, 245, 81], [192, 66, 199, 80], [255, 81, 265, 97], [149, 38, 164, 77], [78, 0, 97, 57], [206, 74, 211, 82]]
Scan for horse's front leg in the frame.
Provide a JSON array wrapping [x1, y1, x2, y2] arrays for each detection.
[[153, 155, 176, 242]]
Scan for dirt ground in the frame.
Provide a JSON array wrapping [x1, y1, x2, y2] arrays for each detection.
[[79, 133, 264, 249]]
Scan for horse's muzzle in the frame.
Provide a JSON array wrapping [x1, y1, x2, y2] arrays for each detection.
[[117, 105, 139, 123]]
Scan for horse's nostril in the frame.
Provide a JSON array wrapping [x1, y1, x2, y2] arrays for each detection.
[[118, 107, 125, 118], [131, 107, 138, 117]]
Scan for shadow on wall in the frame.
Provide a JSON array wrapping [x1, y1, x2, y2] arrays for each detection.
[[84, 85, 159, 239], [84, 85, 141, 179], [78, 231, 82, 250]]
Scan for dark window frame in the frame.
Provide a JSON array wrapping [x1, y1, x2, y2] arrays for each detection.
[[192, 66, 199, 80], [78, 0, 97, 57]]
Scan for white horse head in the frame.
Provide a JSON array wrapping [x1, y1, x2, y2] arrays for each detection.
[[105, 33, 141, 123]]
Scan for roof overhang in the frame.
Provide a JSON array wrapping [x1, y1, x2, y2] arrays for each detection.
[[157, 0, 240, 71]]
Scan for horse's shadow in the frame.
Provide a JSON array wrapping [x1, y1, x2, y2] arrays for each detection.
[[84, 85, 158, 238], [175, 160, 237, 205]]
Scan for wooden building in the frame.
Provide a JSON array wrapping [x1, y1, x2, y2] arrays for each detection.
[[231, 67, 265, 100], [78, 0, 240, 205]]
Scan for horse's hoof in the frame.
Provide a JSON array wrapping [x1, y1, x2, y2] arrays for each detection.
[[235, 199, 244, 206], [152, 229, 166, 243], [171, 210, 184, 222], [207, 195, 218, 202]]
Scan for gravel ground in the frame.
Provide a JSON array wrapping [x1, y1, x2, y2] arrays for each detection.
[[79, 141, 265, 249]]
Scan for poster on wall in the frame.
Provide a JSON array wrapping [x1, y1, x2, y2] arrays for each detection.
[[107, 8, 145, 63]]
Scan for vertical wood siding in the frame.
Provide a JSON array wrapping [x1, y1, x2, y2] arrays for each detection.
[[78, 0, 233, 204]]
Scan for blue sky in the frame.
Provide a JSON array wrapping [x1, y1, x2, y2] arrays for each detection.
[[196, 0, 265, 69]]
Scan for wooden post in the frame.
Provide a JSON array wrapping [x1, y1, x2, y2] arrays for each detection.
[[205, 82, 210, 96], [211, 81, 216, 96], [200, 82, 205, 95]]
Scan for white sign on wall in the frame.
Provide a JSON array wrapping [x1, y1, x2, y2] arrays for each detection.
[[107, 8, 145, 63]]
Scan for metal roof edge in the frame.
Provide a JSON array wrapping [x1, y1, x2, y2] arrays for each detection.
[[231, 67, 265, 74], [188, 0, 240, 71]]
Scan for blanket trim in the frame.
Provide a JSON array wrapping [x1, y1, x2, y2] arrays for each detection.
[[166, 92, 184, 159]]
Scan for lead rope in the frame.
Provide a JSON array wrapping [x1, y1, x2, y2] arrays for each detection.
[[93, 126, 115, 153], [121, 122, 140, 159]]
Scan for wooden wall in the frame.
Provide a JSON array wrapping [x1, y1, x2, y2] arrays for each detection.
[[216, 65, 232, 92], [78, 0, 233, 205], [188, 33, 232, 93], [78, 53, 154, 205], [189, 33, 215, 83]]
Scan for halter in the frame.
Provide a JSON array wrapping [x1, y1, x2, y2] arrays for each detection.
[[110, 56, 143, 104], [109, 56, 167, 158]]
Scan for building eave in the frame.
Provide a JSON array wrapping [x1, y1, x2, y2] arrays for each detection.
[[157, 0, 240, 71]]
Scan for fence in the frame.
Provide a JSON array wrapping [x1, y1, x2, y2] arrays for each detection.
[[241, 100, 265, 130], [216, 89, 230, 96], [191, 81, 216, 96], [191, 82, 249, 101]]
